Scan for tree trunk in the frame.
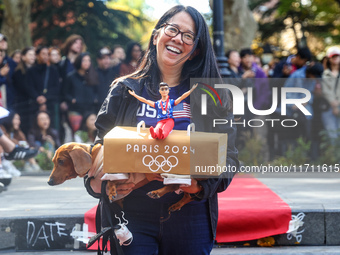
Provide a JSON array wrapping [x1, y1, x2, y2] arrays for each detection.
[[210, 0, 258, 51], [2, 0, 32, 53]]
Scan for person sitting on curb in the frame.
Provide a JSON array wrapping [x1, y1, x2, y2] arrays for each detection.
[[0, 127, 38, 189]]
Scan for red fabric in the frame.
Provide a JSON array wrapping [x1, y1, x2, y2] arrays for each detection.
[[68, 112, 83, 132], [84, 205, 110, 251], [152, 118, 174, 139], [216, 175, 291, 243]]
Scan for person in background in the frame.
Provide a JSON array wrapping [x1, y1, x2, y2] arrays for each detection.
[[281, 52, 316, 156], [119, 41, 142, 76], [95, 47, 119, 112], [25, 46, 61, 131], [307, 63, 324, 159], [64, 52, 97, 133], [225, 50, 242, 78], [59, 35, 86, 133], [111, 44, 126, 68], [0, 121, 38, 188], [269, 47, 312, 158], [27, 111, 60, 160], [239, 48, 271, 160], [12, 47, 36, 135], [59, 34, 86, 86], [224, 49, 251, 150], [49, 46, 62, 67], [74, 112, 97, 144], [88, 5, 239, 254], [321, 46, 340, 140], [0, 112, 41, 172], [10, 50, 21, 64], [272, 47, 312, 78], [0, 33, 17, 111]]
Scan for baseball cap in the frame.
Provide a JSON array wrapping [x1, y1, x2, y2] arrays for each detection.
[[306, 62, 324, 78], [326, 46, 340, 58], [0, 34, 7, 42], [97, 47, 111, 58]]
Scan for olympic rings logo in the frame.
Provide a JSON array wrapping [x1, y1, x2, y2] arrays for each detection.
[[142, 155, 178, 172]]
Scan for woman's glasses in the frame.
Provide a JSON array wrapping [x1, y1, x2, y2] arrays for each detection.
[[161, 23, 196, 45]]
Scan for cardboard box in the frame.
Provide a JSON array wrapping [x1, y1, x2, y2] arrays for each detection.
[[103, 125, 228, 176]]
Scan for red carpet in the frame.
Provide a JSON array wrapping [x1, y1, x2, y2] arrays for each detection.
[[85, 174, 291, 247], [216, 174, 291, 243]]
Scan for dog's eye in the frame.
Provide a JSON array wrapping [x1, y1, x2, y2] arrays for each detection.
[[58, 159, 64, 165]]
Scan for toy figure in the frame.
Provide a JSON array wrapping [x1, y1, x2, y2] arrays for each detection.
[[129, 82, 198, 139]]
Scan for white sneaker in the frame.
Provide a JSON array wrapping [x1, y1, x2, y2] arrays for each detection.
[[2, 159, 21, 177], [22, 162, 35, 172], [31, 163, 41, 172], [0, 167, 12, 187]]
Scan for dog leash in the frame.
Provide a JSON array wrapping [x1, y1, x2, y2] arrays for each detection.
[[86, 180, 124, 255]]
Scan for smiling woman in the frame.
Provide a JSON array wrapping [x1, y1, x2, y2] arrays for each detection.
[[87, 5, 239, 255]]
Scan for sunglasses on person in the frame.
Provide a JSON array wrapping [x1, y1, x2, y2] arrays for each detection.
[[161, 23, 196, 45], [160, 87, 169, 91]]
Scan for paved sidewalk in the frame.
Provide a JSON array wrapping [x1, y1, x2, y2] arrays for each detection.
[[0, 171, 340, 253], [0, 172, 97, 218]]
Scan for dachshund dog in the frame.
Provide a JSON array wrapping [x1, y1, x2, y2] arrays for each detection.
[[48, 142, 201, 212], [47, 142, 146, 203]]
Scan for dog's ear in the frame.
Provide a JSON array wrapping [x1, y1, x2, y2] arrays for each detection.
[[69, 146, 92, 177]]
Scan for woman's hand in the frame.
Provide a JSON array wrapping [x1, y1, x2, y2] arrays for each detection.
[[128, 90, 136, 96], [180, 179, 203, 194], [332, 106, 340, 116], [0, 64, 9, 76]]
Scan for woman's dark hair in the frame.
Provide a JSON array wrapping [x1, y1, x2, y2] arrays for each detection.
[[35, 45, 48, 56], [124, 41, 142, 64], [73, 52, 90, 70], [60, 34, 85, 56], [74, 52, 98, 86], [29, 111, 58, 146], [1, 111, 18, 133], [10, 49, 21, 59], [113, 5, 229, 111], [15, 47, 35, 74], [31, 111, 52, 135], [225, 49, 238, 59], [326, 56, 340, 71], [239, 48, 253, 58]]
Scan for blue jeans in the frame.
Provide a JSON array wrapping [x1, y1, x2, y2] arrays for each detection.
[[322, 108, 340, 140], [121, 181, 214, 255]]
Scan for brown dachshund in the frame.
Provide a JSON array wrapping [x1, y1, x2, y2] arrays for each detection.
[[48, 142, 200, 212], [47, 142, 131, 202]]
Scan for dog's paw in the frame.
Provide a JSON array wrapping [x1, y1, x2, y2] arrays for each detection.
[[147, 191, 160, 199], [169, 203, 182, 212]]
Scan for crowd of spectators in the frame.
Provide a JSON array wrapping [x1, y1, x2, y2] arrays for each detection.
[[0, 33, 144, 189], [0, 30, 339, 187], [225, 46, 340, 161]]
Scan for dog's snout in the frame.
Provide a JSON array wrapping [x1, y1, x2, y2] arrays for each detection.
[[48, 178, 55, 186]]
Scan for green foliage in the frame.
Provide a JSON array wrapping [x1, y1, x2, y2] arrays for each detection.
[[12, 160, 25, 170], [318, 130, 340, 164], [249, 0, 340, 50], [238, 131, 265, 166], [106, 0, 154, 46], [31, 0, 143, 56], [271, 137, 311, 166], [35, 151, 54, 171]]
